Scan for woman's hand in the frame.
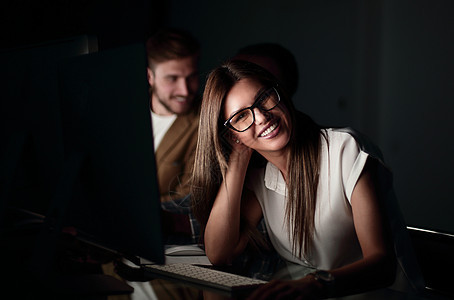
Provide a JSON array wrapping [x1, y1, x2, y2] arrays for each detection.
[[229, 133, 253, 163], [247, 276, 323, 300]]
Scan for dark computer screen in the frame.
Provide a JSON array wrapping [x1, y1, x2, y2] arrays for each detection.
[[0, 35, 101, 293], [0, 35, 98, 224], [1, 39, 164, 293], [56, 43, 164, 265]]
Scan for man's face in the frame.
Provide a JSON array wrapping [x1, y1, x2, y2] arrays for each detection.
[[148, 56, 199, 116]]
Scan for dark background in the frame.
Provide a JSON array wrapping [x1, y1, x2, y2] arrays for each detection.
[[2, 0, 453, 233]]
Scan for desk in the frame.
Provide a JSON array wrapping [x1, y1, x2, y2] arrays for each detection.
[[146, 281, 445, 300], [119, 255, 450, 300]]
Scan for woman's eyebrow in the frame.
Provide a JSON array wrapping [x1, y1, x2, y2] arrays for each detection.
[[227, 106, 245, 119], [254, 87, 268, 102], [226, 86, 268, 119]]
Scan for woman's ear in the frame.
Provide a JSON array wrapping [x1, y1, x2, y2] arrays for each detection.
[[228, 131, 237, 141], [230, 133, 241, 144]]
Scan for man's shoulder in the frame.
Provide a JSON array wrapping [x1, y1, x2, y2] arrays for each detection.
[[175, 108, 200, 128]]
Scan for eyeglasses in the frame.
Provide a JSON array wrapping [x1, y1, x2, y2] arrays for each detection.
[[224, 87, 280, 132]]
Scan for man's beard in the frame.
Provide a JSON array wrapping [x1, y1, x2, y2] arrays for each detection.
[[152, 86, 192, 116], [156, 95, 177, 115]]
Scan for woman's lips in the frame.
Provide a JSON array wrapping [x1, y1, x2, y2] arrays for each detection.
[[259, 120, 279, 138]]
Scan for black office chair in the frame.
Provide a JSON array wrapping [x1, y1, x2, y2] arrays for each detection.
[[407, 226, 454, 298]]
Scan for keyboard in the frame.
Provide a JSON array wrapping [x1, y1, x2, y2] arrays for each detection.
[[144, 263, 268, 293]]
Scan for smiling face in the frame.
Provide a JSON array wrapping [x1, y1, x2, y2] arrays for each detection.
[[148, 56, 199, 116], [223, 78, 292, 155]]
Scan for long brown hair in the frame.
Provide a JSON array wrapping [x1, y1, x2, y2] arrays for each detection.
[[191, 60, 324, 258]]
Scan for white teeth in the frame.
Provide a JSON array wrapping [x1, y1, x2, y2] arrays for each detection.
[[260, 122, 278, 137], [175, 97, 186, 102]]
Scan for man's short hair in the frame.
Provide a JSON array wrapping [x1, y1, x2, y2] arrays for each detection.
[[146, 27, 200, 69]]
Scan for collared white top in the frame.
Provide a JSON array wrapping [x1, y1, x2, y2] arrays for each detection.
[[247, 128, 369, 270]]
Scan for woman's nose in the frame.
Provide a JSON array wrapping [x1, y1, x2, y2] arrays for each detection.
[[253, 107, 269, 125]]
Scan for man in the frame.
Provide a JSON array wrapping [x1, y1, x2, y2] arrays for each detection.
[[104, 28, 201, 300], [146, 28, 200, 208]]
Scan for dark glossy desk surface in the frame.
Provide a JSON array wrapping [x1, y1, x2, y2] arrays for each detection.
[[143, 278, 451, 300], [131, 255, 451, 300]]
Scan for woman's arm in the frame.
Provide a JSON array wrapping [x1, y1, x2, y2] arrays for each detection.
[[327, 159, 396, 294], [204, 147, 263, 265], [248, 159, 396, 299]]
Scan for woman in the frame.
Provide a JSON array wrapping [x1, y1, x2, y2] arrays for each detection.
[[191, 60, 414, 299]]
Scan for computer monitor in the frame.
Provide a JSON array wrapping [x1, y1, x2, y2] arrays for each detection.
[[0, 35, 102, 293], [0, 35, 98, 225], [55, 43, 164, 265]]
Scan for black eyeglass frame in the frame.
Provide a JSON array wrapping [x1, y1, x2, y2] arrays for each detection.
[[223, 86, 281, 132]]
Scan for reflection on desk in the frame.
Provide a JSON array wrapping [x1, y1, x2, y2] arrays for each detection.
[[138, 257, 451, 300]]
